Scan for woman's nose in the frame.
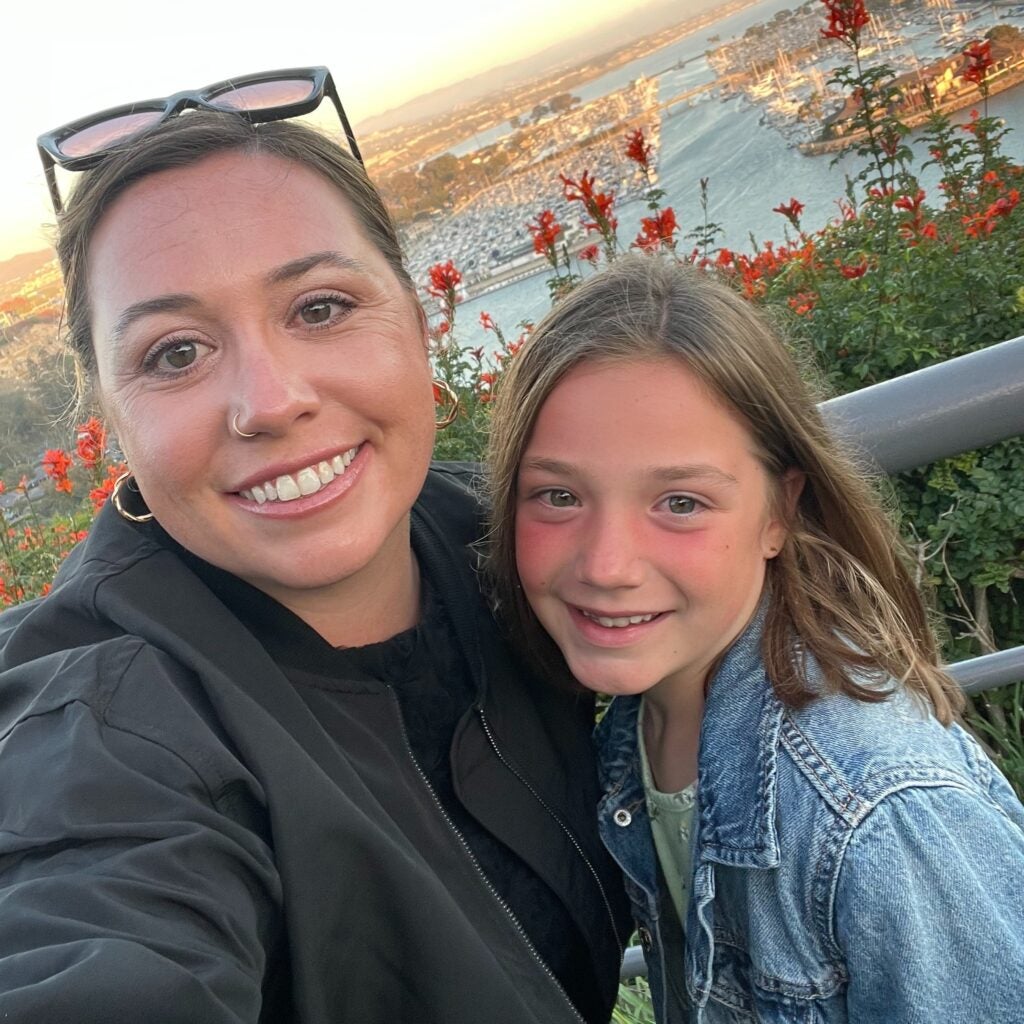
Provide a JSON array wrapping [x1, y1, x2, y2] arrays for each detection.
[[231, 331, 321, 436], [575, 513, 645, 590]]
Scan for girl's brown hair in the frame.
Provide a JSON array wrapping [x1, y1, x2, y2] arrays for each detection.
[[485, 255, 962, 722]]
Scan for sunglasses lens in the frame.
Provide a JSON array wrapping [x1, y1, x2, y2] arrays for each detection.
[[58, 111, 166, 159], [207, 78, 317, 112]]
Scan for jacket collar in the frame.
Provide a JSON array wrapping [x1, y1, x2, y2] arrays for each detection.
[[597, 600, 784, 870], [696, 602, 783, 869]]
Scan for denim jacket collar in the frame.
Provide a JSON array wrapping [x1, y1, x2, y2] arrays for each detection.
[[598, 602, 783, 871]]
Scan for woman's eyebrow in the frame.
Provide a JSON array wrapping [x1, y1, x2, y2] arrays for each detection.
[[267, 251, 371, 285], [107, 252, 373, 345], [110, 294, 198, 345]]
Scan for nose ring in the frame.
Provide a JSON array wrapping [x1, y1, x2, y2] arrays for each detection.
[[232, 414, 258, 439]]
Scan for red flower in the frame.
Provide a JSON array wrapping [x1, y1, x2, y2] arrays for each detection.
[[633, 208, 679, 252], [469, 346, 485, 362], [560, 171, 618, 237], [426, 261, 462, 299], [479, 311, 496, 332], [962, 39, 993, 87], [75, 416, 107, 469], [820, 0, 870, 45], [577, 244, 600, 264], [425, 261, 463, 326], [89, 462, 126, 512], [787, 292, 818, 316], [772, 197, 805, 229], [894, 189, 925, 213], [527, 209, 563, 262], [624, 128, 653, 171], [42, 449, 74, 494], [837, 258, 869, 279]]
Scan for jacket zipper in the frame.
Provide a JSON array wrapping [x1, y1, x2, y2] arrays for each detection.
[[387, 689, 586, 1024], [476, 706, 626, 956]]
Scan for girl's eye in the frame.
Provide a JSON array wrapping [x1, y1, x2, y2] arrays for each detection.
[[146, 338, 212, 374], [542, 488, 579, 508], [297, 295, 354, 327], [665, 495, 701, 516]]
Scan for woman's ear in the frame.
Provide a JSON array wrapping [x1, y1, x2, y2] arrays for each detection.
[[413, 299, 430, 358]]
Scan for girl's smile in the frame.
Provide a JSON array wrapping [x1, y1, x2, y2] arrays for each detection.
[[515, 356, 792, 708]]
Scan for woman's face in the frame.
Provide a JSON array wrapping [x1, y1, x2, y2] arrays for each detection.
[[88, 150, 435, 610], [515, 357, 791, 705]]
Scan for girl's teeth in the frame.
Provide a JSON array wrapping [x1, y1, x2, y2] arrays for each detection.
[[241, 446, 359, 504], [585, 611, 656, 628]]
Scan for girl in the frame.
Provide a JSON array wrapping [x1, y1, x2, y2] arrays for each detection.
[[486, 255, 1024, 1024]]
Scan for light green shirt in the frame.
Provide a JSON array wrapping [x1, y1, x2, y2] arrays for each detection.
[[638, 699, 698, 931]]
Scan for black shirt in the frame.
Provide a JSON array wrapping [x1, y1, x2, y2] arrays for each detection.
[[180, 545, 603, 1021]]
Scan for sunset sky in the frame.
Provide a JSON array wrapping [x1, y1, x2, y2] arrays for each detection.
[[1, 0, 681, 262]]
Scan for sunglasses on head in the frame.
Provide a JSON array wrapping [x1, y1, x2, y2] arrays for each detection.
[[37, 66, 363, 214]]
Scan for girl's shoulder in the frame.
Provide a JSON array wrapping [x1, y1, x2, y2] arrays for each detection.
[[779, 684, 1015, 828]]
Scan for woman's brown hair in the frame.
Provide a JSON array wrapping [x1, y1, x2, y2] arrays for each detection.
[[485, 255, 963, 722]]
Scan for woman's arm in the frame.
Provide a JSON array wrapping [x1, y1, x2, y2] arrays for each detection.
[[0, 663, 281, 1022], [835, 780, 1024, 1024]]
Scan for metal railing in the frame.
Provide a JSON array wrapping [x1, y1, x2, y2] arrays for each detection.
[[620, 334, 1024, 981]]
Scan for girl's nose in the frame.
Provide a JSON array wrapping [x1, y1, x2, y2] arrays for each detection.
[[575, 513, 646, 590]]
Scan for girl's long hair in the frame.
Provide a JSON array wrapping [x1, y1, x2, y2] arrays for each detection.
[[484, 255, 962, 722]]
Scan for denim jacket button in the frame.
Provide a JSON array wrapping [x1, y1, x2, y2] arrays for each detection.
[[638, 925, 653, 954], [613, 808, 632, 826]]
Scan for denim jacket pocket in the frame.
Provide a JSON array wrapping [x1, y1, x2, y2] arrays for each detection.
[[691, 935, 824, 1023]]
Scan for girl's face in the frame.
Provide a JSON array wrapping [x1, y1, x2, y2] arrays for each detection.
[[88, 151, 435, 619], [515, 357, 792, 705]]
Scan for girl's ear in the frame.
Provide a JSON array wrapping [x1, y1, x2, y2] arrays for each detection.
[[763, 468, 805, 558], [779, 467, 806, 519]]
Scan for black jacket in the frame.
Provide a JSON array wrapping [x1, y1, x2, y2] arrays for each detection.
[[0, 465, 629, 1023]]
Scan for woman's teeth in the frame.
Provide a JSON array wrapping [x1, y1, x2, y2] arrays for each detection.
[[240, 446, 359, 504], [581, 610, 657, 628]]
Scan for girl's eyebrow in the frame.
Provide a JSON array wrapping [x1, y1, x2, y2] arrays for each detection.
[[520, 457, 577, 476], [521, 457, 737, 487], [651, 465, 738, 487]]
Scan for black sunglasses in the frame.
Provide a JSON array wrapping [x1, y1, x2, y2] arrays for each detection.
[[37, 66, 363, 214]]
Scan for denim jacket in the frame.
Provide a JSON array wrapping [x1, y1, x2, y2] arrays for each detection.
[[596, 614, 1024, 1024]]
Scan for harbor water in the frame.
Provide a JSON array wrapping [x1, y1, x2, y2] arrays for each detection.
[[445, 0, 1024, 350]]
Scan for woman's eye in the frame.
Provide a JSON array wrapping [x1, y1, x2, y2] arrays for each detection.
[[297, 296, 354, 326], [146, 338, 212, 374], [300, 300, 334, 325], [666, 495, 700, 516], [543, 489, 578, 508]]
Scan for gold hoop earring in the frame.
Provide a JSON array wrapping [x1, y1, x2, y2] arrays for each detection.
[[433, 378, 460, 429], [110, 471, 154, 523]]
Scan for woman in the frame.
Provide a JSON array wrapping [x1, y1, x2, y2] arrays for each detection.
[[485, 256, 1024, 1023], [0, 70, 628, 1023]]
